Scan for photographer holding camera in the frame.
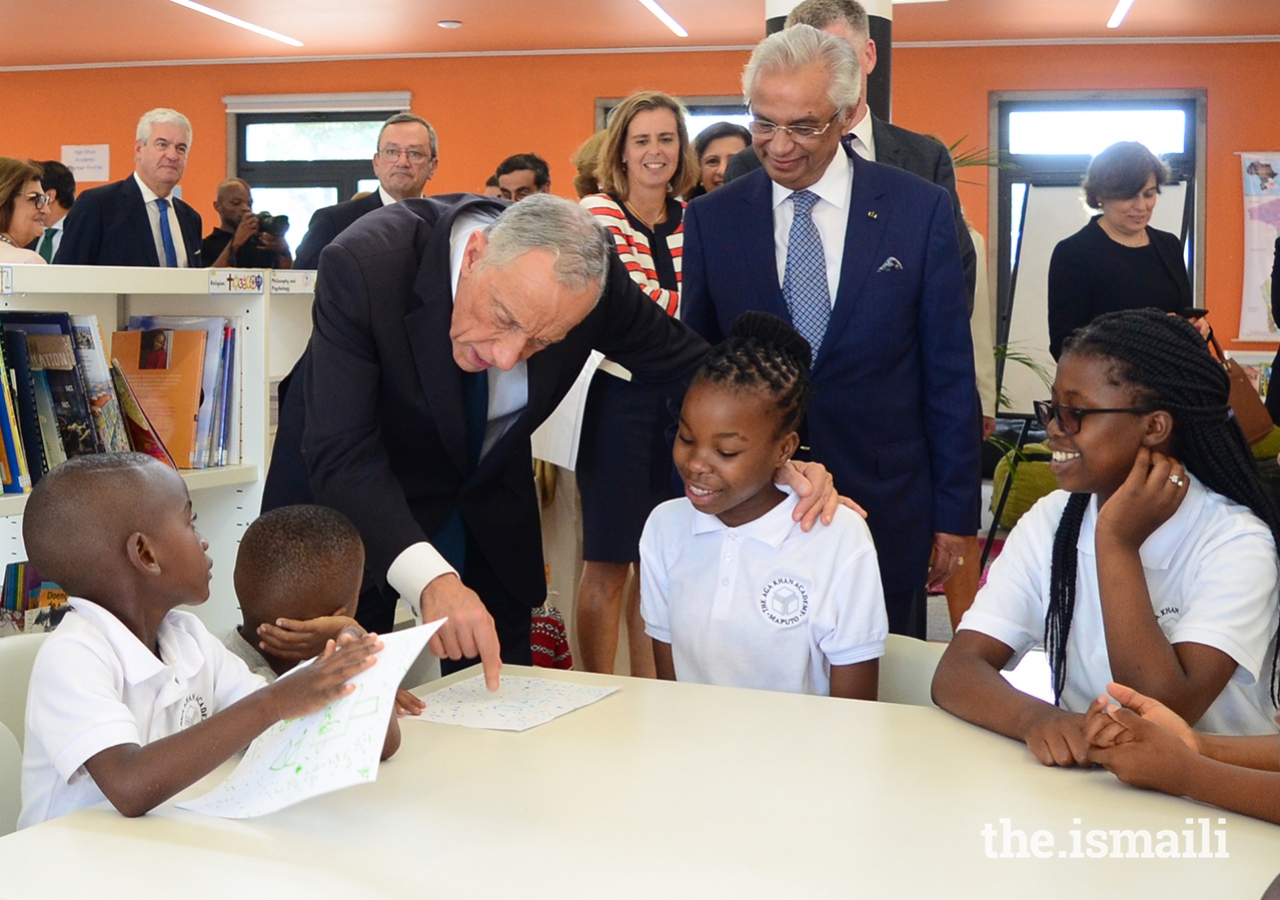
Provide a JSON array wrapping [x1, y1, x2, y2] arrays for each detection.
[[202, 177, 292, 269]]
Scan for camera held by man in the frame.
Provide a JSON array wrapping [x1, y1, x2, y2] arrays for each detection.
[[202, 178, 293, 270]]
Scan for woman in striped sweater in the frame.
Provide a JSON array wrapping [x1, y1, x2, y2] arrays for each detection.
[[575, 91, 699, 676]]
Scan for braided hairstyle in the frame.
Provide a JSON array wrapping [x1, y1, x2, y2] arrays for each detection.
[[693, 311, 813, 436], [1047, 308, 1280, 705]]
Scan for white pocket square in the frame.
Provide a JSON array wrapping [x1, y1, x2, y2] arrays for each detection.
[[877, 257, 903, 273]]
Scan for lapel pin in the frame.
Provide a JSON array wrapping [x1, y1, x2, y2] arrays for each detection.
[[867, 210, 878, 219]]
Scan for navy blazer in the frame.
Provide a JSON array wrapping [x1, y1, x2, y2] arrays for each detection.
[[682, 153, 981, 593], [265, 194, 709, 609], [293, 191, 384, 270], [54, 175, 202, 267]]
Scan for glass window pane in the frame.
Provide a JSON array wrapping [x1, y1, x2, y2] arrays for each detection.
[[245, 121, 383, 162], [1008, 109, 1185, 156], [248, 186, 338, 259], [356, 179, 380, 195], [686, 113, 752, 142]]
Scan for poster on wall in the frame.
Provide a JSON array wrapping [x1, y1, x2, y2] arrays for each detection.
[[1240, 152, 1280, 341], [60, 144, 109, 183]]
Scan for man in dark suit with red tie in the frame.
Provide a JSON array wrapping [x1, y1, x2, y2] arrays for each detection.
[[55, 108, 202, 268], [682, 25, 980, 638]]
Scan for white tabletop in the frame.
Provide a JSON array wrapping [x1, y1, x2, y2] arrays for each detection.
[[2, 665, 1279, 899]]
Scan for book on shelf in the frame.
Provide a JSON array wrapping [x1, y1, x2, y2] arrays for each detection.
[[0, 337, 30, 494], [112, 328, 207, 468], [110, 361, 177, 469], [4, 329, 49, 484], [71, 316, 131, 453], [0, 561, 67, 636]]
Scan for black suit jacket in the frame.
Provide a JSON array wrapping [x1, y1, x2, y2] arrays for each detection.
[[265, 194, 709, 609], [54, 176, 202, 267], [293, 191, 384, 270], [724, 115, 978, 311]]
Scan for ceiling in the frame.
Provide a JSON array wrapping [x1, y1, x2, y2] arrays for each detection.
[[1, 0, 1276, 69]]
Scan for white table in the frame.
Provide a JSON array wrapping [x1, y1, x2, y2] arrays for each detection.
[[2, 666, 1279, 898]]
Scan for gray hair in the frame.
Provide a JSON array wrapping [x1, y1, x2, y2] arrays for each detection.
[[785, 0, 870, 46], [743, 24, 862, 116], [136, 108, 192, 147], [378, 112, 438, 159], [481, 194, 612, 302]]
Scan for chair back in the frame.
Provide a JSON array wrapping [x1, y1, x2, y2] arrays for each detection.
[[0, 632, 50, 748], [0, 721, 21, 836], [877, 633, 946, 708]]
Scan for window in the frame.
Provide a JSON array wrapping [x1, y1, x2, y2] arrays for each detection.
[[991, 92, 1205, 414], [595, 96, 751, 142]]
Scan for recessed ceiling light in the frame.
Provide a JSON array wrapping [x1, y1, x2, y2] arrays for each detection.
[[637, 0, 688, 38], [438, 20, 462, 29], [167, 0, 302, 46], [1107, 0, 1136, 28]]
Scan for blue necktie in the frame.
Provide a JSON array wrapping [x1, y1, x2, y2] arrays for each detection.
[[155, 197, 179, 267], [430, 370, 489, 576], [782, 190, 830, 358]]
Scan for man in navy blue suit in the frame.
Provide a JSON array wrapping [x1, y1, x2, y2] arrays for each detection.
[[55, 108, 202, 267], [682, 25, 981, 638]]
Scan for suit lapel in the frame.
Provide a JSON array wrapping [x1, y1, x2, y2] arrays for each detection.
[[869, 115, 903, 169], [123, 178, 161, 267], [405, 214, 469, 474], [817, 152, 888, 372], [741, 172, 790, 319]]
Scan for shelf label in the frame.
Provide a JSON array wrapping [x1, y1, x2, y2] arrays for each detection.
[[270, 270, 316, 294], [0, 266, 10, 295], [208, 270, 265, 294]]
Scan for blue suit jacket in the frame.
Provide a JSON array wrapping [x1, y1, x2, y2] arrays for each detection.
[[681, 152, 980, 593], [54, 176, 202, 267]]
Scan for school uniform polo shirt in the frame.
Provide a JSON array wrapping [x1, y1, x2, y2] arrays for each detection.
[[20, 597, 267, 829], [959, 475, 1280, 735], [640, 489, 888, 696]]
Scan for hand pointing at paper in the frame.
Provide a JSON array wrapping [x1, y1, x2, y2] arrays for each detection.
[[421, 573, 503, 691]]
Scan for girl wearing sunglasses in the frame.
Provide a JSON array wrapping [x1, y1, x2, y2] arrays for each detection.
[[933, 308, 1280, 766], [0, 157, 49, 265]]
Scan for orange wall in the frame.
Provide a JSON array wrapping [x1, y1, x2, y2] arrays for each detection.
[[1, 41, 1277, 342]]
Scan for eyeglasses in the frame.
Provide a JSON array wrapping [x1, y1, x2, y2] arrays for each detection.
[[379, 147, 433, 164], [20, 192, 51, 210], [748, 111, 841, 142], [1033, 400, 1153, 435]]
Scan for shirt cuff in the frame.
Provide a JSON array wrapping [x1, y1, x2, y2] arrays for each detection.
[[386, 542, 458, 623]]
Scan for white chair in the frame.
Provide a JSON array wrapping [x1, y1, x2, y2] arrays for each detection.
[[0, 721, 21, 836], [877, 633, 947, 708], [0, 632, 49, 749]]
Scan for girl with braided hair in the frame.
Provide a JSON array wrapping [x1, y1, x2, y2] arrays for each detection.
[[934, 308, 1280, 766], [639, 312, 887, 699]]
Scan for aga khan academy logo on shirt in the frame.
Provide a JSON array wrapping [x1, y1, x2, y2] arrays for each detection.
[[759, 577, 810, 627]]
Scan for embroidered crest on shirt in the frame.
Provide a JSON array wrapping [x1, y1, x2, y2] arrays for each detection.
[[760, 577, 810, 626], [179, 693, 210, 728]]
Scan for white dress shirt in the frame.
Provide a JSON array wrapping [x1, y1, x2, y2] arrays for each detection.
[[771, 150, 853, 306], [386, 209, 530, 621], [377, 185, 398, 208], [133, 173, 189, 268], [845, 110, 876, 162]]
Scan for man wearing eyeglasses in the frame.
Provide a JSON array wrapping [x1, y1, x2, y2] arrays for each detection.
[[294, 113, 439, 270], [55, 108, 202, 268], [681, 25, 980, 639]]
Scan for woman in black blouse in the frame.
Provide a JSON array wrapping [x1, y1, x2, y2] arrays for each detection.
[[1047, 141, 1192, 360]]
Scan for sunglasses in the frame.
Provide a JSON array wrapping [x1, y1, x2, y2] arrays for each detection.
[[1033, 399, 1153, 435]]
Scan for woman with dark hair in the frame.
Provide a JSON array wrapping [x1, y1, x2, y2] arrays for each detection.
[[0, 158, 49, 264], [687, 122, 752, 199], [576, 91, 699, 677], [1046, 141, 1192, 359]]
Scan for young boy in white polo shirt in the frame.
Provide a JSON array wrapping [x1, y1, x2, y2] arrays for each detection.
[[640, 314, 887, 699], [19, 453, 382, 828], [933, 310, 1280, 768]]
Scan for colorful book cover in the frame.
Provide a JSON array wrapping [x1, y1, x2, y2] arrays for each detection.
[[71, 315, 130, 453], [27, 332, 97, 460], [0, 338, 31, 493], [4, 330, 49, 482], [30, 368, 67, 470], [111, 329, 207, 468], [109, 361, 177, 469], [128, 316, 230, 468]]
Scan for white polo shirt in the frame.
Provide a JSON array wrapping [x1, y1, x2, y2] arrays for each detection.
[[640, 488, 887, 696], [958, 475, 1280, 735], [20, 597, 267, 829]]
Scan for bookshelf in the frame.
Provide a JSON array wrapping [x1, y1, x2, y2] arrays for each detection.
[[0, 264, 315, 636]]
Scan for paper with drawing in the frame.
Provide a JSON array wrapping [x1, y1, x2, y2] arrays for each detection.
[[413, 675, 617, 732], [177, 620, 442, 819]]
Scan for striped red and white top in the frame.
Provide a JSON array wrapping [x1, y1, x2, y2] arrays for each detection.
[[581, 193, 684, 319]]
